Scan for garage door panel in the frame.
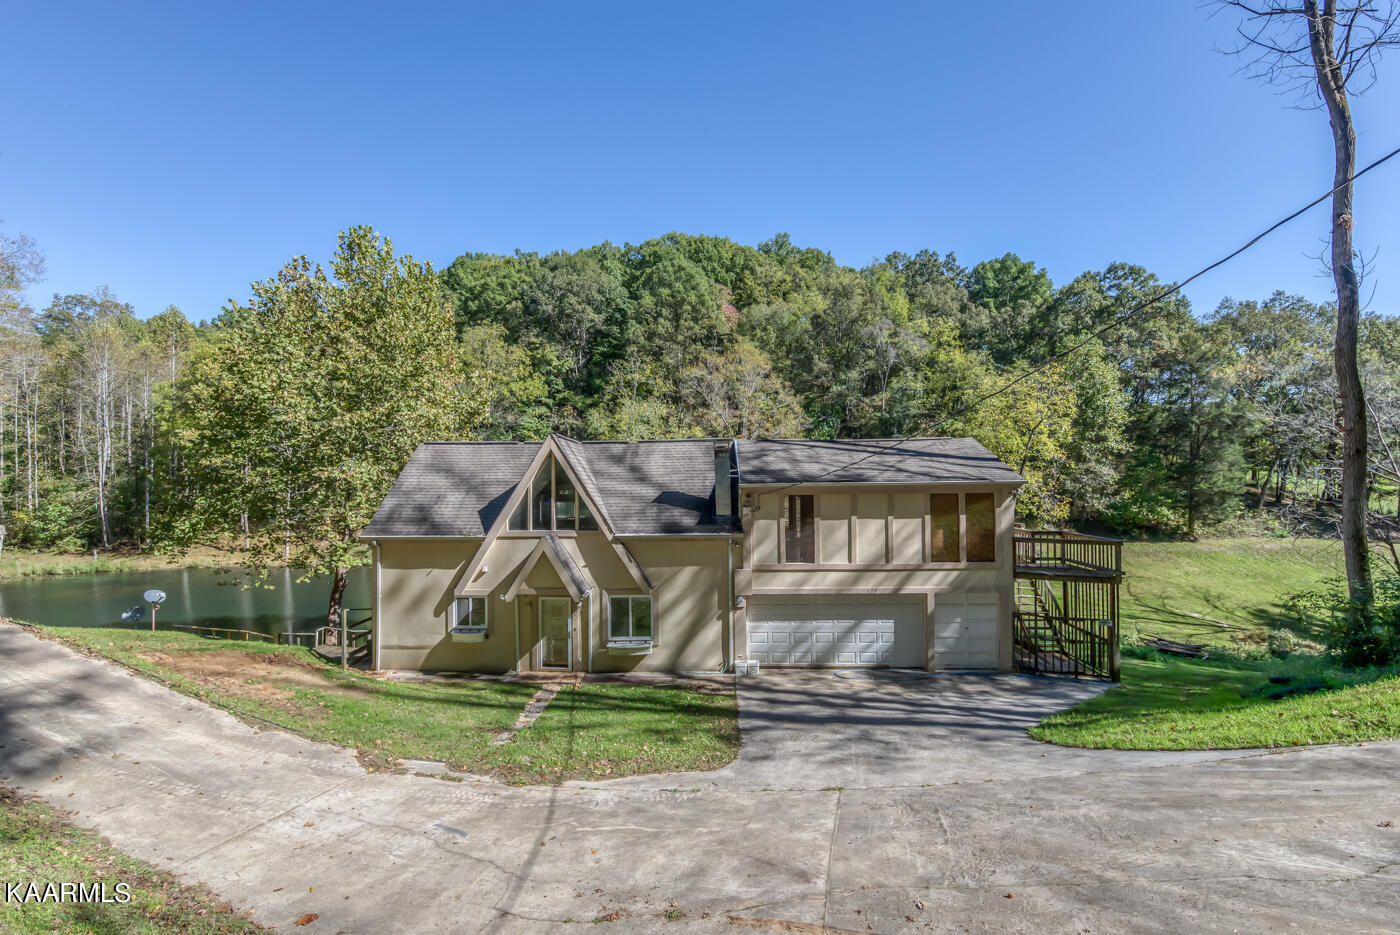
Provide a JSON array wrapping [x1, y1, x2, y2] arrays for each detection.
[[934, 592, 1000, 670], [748, 597, 922, 667]]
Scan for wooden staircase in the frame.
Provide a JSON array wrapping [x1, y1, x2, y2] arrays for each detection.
[[1013, 530, 1121, 680], [314, 607, 373, 668]]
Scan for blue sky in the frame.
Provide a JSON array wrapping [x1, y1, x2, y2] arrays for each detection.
[[6, 1, 1399, 322]]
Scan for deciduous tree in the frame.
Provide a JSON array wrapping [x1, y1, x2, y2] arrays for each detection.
[[1218, 0, 1400, 599], [164, 227, 482, 627]]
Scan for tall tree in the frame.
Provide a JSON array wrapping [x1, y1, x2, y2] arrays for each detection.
[[680, 339, 807, 439], [1220, 0, 1400, 600], [164, 227, 483, 627]]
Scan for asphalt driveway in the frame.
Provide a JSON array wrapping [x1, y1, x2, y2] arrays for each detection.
[[3, 623, 1399, 934]]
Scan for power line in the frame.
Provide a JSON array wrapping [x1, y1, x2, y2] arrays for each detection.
[[758, 142, 1400, 498]]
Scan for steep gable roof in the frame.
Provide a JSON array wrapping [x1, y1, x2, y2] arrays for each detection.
[[503, 534, 595, 601], [362, 437, 735, 538], [736, 437, 1025, 486]]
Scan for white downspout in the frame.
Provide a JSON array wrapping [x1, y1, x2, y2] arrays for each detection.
[[726, 536, 734, 673], [513, 598, 521, 675], [371, 540, 382, 671]]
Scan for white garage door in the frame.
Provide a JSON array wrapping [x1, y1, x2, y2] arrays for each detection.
[[934, 593, 1000, 670], [747, 596, 924, 667]]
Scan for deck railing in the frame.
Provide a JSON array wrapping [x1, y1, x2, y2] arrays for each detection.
[[315, 607, 373, 669], [1014, 576, 1119, 680], [1013, 528, 1122, 577], [1013, 529, 1122, 680], [172, 624, 278, 644]]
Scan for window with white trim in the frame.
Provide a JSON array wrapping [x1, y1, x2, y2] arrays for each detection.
[[451, 596, 488, 634], [608, 595, 653, 642]]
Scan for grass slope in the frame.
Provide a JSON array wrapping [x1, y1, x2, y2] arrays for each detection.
[[1120, 538, 1346, 647], [35, 626, 738, 784], [0, 546, 249, 579], [1032, 652, 1400, 750], [0, 786, 263, 934]]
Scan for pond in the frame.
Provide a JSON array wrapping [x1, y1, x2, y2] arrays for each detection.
[[0, 566, 372, 642]]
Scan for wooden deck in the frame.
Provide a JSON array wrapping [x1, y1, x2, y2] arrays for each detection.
[[1013, 530, 1122, 680], [1014, 562, 1121, 580]]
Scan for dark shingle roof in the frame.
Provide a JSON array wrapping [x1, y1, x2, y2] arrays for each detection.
[[736, 437, 1024, 486], [362, 438, 734, 538], [575, 439, 732, 535], [361, 442, 539, 537], [362, 435, 1022, 539]]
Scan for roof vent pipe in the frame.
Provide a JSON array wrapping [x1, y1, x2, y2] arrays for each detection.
[[714, 441, 733, 518]]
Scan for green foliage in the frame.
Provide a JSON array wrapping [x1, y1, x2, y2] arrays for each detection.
[[9, 475, 93, 550], [160, 227, 481, 619], [1287, 571, 1400, 667], [11, 221, 1396, 550], [967, 343, 1127, 525], [680, 339, 806, 438], [458, 323, 552, 438]]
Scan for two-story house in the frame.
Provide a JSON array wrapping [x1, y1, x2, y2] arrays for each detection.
[[357, 434, 1029, 674]]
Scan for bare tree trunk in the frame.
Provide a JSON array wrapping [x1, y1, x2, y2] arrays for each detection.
[[326, 565, 348, 631], [1306, 0, 1372, 601]]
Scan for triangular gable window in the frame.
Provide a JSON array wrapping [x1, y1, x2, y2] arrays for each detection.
[[507, 454, 599, 532]]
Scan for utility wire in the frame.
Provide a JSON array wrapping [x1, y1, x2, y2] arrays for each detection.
[[757, 142, 1400, 498]]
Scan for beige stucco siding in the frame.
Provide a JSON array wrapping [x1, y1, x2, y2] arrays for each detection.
[[855, 493, 886, 563], [817, 494, 851, 564], [753, 509, 779, 565], [737, 484, 1020, 672], [892, 492, 924, 563], [373, 535, 732, 674], [376, 539, 516, 673], [590, 538, 731, 674]]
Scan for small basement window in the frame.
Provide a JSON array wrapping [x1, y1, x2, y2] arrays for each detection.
[[608, 595, 653, 644], [450, 596, 488, 640]]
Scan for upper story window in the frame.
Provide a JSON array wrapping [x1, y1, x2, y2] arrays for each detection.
[[783, 494, 815, 563], [929, 491, 997, 563], [929, 493, 960, 562], [965, 492, 996, 562], [507, 454, 599, 532]]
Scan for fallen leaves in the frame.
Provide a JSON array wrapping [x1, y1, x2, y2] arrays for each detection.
[[295, 912, 319, 925]]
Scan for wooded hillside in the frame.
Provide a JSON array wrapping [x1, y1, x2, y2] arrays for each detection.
[[3, 226, 1397, 551]]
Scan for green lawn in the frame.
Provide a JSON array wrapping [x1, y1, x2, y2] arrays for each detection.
[[34, 626, 739, 784], [0, 786, 264, 934], [1120, 537, 1348, 648], [1031, 651, 1400, 750]]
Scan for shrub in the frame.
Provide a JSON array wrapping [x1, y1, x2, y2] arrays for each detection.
[[1287, 571, 1400, 667]]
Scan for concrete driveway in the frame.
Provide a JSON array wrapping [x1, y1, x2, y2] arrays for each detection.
[[3, 622, 1399, 934], [616, 670, 1242, 791]]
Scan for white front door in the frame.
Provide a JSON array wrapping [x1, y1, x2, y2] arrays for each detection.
[[933, 593, 1000, 669], [746, 596, 924, 667], [540, 597, 572, 669]]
